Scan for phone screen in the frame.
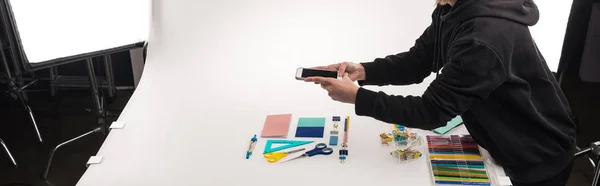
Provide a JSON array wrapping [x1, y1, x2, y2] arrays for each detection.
[[302, 68, 337, 78]]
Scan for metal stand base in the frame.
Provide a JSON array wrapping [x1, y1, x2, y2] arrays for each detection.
[[575, 141, 600, 186], [5, 80, 43, 144], [0, 138, 17, 167], [43, 59, 107, 181], [42, 127, 101, 180], [18, 90, 43, 143]]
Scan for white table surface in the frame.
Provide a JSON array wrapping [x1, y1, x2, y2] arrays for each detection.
[[76, 0, 508, 185], [9, 0, 149, 63]]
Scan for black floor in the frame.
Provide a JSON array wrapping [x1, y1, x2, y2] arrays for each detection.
[[0, 89, 597, 186], [0, 89, 131, 186]]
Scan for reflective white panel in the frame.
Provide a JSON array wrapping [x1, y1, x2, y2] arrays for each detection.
[[9, 0, 150, 63]]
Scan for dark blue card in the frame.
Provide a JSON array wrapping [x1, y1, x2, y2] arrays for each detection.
[[295, 126, 324, 138]]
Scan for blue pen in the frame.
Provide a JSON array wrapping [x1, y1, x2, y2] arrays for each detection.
[[431, 164, 485, 169], [246, 134, 257, 159]]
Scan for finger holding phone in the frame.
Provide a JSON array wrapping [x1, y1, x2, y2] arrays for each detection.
[[313, 62, 366, 81], [296, 62, 366, 104]]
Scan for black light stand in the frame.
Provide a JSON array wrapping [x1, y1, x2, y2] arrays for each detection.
[[42, 58, 108, 180], [0, 10, 43, 144]]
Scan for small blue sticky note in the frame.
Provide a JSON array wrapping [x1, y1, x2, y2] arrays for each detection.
[[433, 116, 463, 134], [329, 136, 338, 146]]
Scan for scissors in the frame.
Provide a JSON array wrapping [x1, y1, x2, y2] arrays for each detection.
[[263, 148, 306, 163], [282, 143, 333, 163]]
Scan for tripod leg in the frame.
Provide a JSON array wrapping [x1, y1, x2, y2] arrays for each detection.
[[103, 55, 115, 98], [42, 128, 101, 180], [28, 106, 43, 143], [50, 67, 57, 97], [86, 59, 106, 132], [6, 78, 43, 143], [87, 59, 102, 116], [593, 156, 600, 186], [0, 138, 17, 167], [17, 92, 43, 143]]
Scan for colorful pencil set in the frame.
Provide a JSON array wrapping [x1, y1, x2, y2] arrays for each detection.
[[426, 135, 491, 186]]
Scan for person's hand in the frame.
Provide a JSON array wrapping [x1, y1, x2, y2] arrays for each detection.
[[304, 73, 360, 104], [313, 62, 366, 81]]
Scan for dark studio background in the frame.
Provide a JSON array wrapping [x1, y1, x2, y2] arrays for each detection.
[[556, 0, 600, 185], [1, 0, 600, 185], [558, 0, 600, 149], [0, 49, 137, 186]]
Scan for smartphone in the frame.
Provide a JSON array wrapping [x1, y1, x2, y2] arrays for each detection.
[[295, 67, 338, 80]]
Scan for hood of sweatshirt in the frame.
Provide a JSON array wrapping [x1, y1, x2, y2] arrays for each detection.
[[441, 0, 540, 26], [431, 0, 540, 75]]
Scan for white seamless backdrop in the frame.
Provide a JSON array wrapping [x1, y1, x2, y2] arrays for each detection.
[[74, 0, 569, 185]]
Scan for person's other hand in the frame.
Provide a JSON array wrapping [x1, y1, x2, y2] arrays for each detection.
[[313, 62, 366, 81], [304, 73, 360, 104]]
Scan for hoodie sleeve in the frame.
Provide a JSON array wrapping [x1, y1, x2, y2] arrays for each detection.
[[354, 39, 507, 129], [357, 24, 435, 86]]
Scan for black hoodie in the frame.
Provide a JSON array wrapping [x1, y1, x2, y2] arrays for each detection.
[[354, 0, 576, 183]]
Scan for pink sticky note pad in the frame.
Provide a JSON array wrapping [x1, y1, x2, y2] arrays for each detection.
[[261, 114, 292, 137]]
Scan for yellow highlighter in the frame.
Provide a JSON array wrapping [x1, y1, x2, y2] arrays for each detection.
[[429, 154, 483, 160]]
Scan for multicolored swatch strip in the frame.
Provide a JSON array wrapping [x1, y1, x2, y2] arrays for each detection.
[[427, 135, 491, 186]]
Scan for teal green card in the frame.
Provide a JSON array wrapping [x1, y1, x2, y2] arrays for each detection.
[[297, 117, 326, 127], [433, 116, 463, 134]]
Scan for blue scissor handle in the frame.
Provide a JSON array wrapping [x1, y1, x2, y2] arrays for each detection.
[[306, 143, 333, 157]]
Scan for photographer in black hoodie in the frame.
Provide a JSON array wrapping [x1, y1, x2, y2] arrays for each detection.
[[304, 0, 577, 185]]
